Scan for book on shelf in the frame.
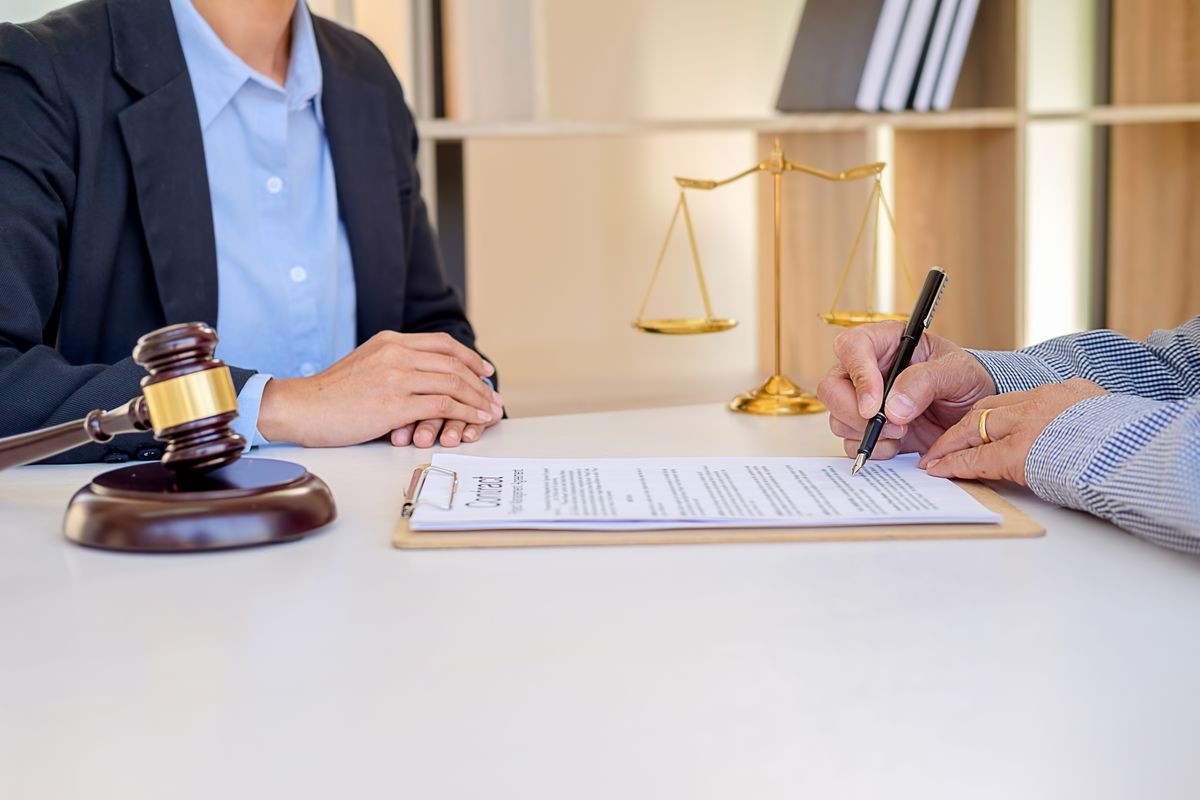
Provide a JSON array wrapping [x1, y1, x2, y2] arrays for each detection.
[[881, 0, 938, 112], [931, 0, 981, 111], [776, 0, 910, 112], [912, 0, 961, 112], [776, 0, 980, 114]]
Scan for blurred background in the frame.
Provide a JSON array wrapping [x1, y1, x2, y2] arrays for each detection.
[[4, 0, 1198, 417]]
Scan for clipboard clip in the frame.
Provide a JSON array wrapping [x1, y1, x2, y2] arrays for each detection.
[[401, 464, 459, 519]]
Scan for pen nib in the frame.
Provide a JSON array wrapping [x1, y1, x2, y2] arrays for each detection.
[[851, 453, 866, 476]]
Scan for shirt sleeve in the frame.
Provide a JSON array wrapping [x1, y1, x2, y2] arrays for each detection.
[[968, 317, 1200, 399], [231, 372, 273, 449], [1024, 393, 1200, 553], [965, 317, 1200, 552]]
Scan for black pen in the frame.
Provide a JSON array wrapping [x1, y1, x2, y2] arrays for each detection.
[[852, 267, 949, 476]]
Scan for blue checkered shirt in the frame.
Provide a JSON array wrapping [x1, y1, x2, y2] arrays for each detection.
[[969, 317, 1200, 553]]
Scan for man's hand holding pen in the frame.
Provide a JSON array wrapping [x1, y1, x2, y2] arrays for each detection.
[[819, 322, 1109, 485], [819, 322, 995, 461]]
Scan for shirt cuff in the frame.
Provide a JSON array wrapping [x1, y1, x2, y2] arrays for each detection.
[[1024, 393, 1163, 512], [967, 349, 1064, 394], [232, 373, 273, 450]]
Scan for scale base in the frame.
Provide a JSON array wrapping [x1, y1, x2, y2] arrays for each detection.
[[64, 458, 336, 552], [729, 374, 826, 416]]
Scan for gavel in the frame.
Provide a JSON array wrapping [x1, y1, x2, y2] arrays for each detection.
[[0, 322, 335, 552], [0, 322, 244, 472]]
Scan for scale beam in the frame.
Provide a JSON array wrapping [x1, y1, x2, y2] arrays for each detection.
[[633, 138, 915, 415]]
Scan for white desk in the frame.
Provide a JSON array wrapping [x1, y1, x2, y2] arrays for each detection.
[[2, 404, 1199, 799]]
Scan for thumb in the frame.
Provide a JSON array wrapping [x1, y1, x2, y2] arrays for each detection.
[[886, 360, 957, 424]]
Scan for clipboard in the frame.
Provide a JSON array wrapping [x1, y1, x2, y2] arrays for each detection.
[[393, 463, 1045, 549]]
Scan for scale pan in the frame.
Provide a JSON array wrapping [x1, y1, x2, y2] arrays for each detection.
[[818, 311, 909, 328], [634, 317, 738, 335]]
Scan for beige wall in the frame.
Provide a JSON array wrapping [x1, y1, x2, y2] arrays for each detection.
[[461, 0, 805, 415], [318, 0, 413, 89], [539, 0, 803, 120], [464, 133, 764, 416], [0, 0, 63, 22]]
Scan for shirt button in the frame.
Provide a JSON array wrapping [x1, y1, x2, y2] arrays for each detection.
[[289, 266, 308, 283], [266, 176, 283, 194], [300, 363, 316, 377]]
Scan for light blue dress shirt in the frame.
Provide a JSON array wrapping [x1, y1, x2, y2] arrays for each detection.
[[170, 0, 357, 446]]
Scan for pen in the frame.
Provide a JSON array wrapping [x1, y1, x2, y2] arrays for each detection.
[[852, 266, 949, 476]]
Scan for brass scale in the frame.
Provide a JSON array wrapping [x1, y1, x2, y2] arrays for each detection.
[[634, 138, 916, 415]]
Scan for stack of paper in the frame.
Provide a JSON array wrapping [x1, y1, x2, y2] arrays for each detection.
[[408, 454, 1001, 532]]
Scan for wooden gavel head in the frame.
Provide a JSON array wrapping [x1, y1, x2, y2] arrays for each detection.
[[133, 322, 245, 474]]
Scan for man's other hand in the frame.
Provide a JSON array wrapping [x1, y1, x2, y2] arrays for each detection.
[[817, 321, 997, 461], [388, 399, 504, 450], [257, 331, 499, 447], [921, 378, 1108, 484]]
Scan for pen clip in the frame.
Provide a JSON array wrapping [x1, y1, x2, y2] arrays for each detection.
[[923, 272, 948, 329], [401, 464, 459, 519]]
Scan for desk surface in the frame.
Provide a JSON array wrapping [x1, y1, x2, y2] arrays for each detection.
[[2, 404, 1199, 800]]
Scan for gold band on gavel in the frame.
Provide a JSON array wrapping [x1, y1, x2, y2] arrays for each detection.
[[142, 366, 238, 434]]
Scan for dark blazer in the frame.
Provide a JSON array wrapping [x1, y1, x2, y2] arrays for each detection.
[[0, 0, 479, 463]]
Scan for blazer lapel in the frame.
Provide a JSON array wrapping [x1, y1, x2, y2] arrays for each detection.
[[316, 41, 408, 343], [110, 0, 219, 326]]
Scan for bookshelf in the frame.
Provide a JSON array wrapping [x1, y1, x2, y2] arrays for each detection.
[[337, 0, 1200, 416], [1107, 0, 1200, 340]]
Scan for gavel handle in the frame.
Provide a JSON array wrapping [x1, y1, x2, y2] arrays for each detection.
[[0, 398, 153, 472]]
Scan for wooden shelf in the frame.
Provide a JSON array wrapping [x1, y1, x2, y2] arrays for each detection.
[[418, 104, 1200, 142], [417, 104, 1200, 146], [416, 109, 1021, 141], [1031, 103, 1200, 126], [1105, 0, 1200, 341]]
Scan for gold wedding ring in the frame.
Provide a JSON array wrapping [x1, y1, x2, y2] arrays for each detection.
[[978, 407, 994, 445]]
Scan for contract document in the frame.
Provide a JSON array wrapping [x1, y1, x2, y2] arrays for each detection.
[[407, 454, 1001, 532]]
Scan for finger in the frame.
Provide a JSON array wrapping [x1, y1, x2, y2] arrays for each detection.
[[887, 354, 1007, 426], [440, 419, 467, 447], [400, 332, 493, 377], [413, 418, 444, 448], [405, 395, 495, 426], [403, 350, 500, 406], [817, 368, 865, 427], [461, 423, 485, 443], [833, 328, 897, 418], [885, 359, 975, 425], [925, 440, 1021, 482], [404, 371, 495, 414], [830, 416, 907, 441], [921, 405, 1018, 466], [843, 436, 902, 461], [390, 424, 414, 447]]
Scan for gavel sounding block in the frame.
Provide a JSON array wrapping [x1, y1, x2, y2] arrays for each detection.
[[65, 458, 336, 552]]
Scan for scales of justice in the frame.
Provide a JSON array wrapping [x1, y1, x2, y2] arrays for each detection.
[[634, 137, 915, 415]]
